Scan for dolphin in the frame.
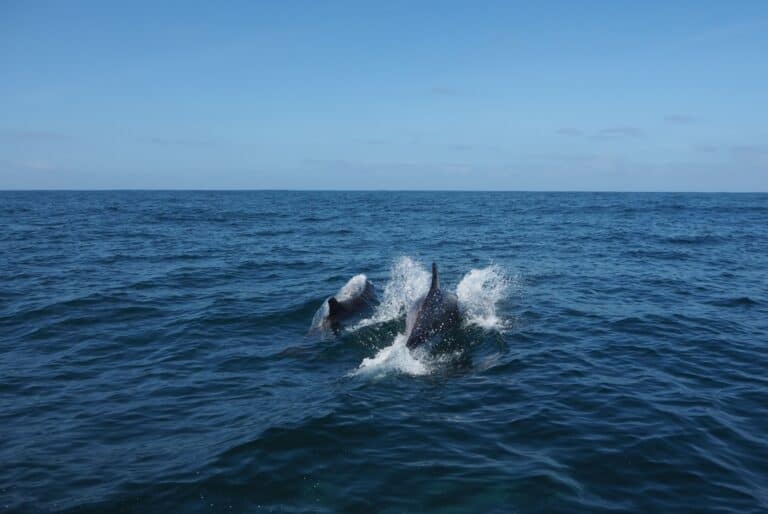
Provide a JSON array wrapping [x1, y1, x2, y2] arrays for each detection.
[[405, 263, 461, 349], [311, 274, 377, 332]]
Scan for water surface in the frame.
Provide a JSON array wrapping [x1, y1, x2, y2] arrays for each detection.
[[1, 191, 767, 513]]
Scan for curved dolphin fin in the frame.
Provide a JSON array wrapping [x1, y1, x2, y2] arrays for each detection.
[[328, 297, 342, 317], [430, 262, 439, 292]]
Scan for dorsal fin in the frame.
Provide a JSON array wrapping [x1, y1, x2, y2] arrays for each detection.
[[328, 297, 342, 316], [430, 262, 439, 292]]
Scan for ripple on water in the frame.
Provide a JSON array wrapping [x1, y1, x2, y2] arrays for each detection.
[[0, 191, 767, 513]]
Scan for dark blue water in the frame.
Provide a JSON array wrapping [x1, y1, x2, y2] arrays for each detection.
[[2, 191, 767, 513]]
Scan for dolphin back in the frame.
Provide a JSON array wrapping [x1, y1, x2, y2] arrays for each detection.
[[406, 263, 460, 349], [327, 275, 377, 322], [328, 297, 344, 317]]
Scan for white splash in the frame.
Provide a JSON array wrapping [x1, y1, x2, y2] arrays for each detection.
[[308, 300, 330, 333], [351, 256, 430, 330], [352, 259, 515, 379], [352, 334, 428, 377], [337, 274, 369, 301], [456, 264, 512, 331]]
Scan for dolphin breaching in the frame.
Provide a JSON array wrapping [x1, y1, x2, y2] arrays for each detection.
[[310, 258, 510, 377], [405, 263, 461, 349], [310, 274, 378, 332]]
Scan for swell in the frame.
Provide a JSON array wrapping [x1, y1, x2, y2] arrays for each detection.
[[2, 191, 767, 514]]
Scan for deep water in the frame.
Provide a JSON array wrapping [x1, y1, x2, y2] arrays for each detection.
[[1, 191, 767, 513]]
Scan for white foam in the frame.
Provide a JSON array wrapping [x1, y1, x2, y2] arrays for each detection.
[[336, 274, 368, 301], [352, 334, 428, 377], [351, 256, 430, 330], [456, 264, 513, 331]]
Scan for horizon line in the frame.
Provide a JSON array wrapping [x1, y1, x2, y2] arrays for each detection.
[[0, 188, 766, 194]]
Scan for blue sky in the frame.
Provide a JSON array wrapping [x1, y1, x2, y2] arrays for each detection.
[[1, 1, 766, 190]]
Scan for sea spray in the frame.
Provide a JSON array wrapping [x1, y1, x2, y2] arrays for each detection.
[[337, 274, 370, 300], [353, 259, 514, 377], [456, 264, 513, 331], [353, 334, 428, 377], [350, 257, 430, 330]]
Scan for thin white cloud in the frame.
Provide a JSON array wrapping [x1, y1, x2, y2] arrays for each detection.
[[137, 137, 213, 146], [664, 114, 696, 124], [556, 128, 583, 136], [594, 127, 644, 139], [0, 158, 58, 171], [0, 130, 71, 143]]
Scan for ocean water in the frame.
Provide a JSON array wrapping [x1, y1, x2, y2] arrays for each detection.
[[1, 191, 767, 513]]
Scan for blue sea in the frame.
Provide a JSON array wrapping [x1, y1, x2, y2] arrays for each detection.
[[1, 191, 767, 513]]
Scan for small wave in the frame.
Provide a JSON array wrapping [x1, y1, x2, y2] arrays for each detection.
[[299, 216, 334, 222], [708, 296, 759, 307], [253, 229, 295, 236], [665, 234, 722, 245], [625, 248, 690, 261], [259, 299, 322, 328]]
